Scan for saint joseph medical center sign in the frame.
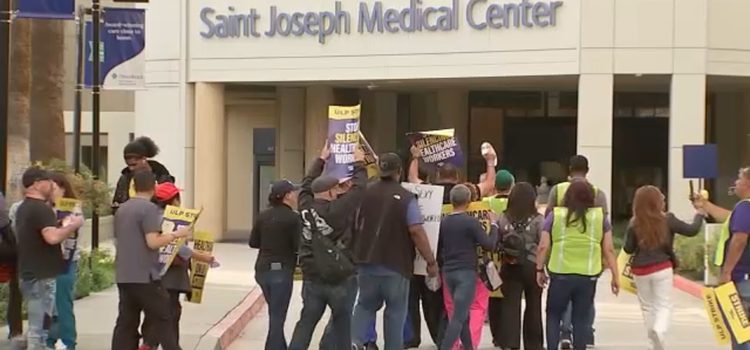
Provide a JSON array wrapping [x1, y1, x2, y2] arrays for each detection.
[[199, 0, 563, 44]]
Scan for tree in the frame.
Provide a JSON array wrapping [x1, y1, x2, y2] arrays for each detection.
[[29, 20, 66, 163], [7, 17, 32, 201]]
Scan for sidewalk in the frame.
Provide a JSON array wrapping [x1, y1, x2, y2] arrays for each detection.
[[1, 242, 258, 350], [229, 271, 719, 350]]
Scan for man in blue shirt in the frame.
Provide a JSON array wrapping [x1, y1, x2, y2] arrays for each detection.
[[693, 166, 750, 350]]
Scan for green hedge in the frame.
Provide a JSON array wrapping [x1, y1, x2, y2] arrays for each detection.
[[0, 249, 115, 325]]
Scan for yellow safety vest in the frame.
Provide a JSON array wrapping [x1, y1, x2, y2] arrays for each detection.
[[714, 199, 750, 266], [555, 181, 598, 207], [483, 196, 508, 298], [548, 207, 604, 276]]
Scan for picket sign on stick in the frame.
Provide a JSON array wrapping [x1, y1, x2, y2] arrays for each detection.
[[188, 231, 215, 304], [702, 287, 732, 345], [157, 206, 202, 277], [616, 249, 637, 295], [714, 282, 750, 343]]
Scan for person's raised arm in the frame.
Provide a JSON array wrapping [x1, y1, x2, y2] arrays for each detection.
[[693, 195, 731, 223], [408, 145, 425, 184], [477, 152, 497, 197], [668, 212, 704, 237], [330, 147, 368, 214], [300, 143, 329, 208]]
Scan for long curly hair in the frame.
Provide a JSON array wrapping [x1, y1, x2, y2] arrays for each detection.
[[632, 185, 669, 250], [134, 136, 160, 158]]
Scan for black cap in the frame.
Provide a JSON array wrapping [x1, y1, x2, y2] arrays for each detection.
[[270, 180, 300, 198], [378, 152, 402, 178], [311, 175, 339, 193], [22, 167, 52, 188]]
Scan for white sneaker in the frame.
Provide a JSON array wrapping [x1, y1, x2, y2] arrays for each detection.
[[54, 339, 68, 350]]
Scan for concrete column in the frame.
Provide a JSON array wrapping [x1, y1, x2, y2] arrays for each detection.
[[194, 83, 226, 240], [436, 89, 469, 174], [366, 91, 398, 152], [305, 86, 334, 166], [668, 74, 706, 219], [277, 87, 306, 183], [577, 74, 614, 214], [742, 92, 750, 167]]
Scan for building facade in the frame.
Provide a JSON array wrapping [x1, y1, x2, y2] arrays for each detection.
[[136, 0, 750, 240]]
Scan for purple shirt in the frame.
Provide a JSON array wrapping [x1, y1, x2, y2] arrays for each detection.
[[542, 211, 612, 233], [728, 201, 750, 281]]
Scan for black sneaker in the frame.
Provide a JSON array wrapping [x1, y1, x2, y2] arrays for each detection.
[[560, 339, 572, 350], [365, 342, 379, 350], [403, 342, 419, 349], [587, 333, 595, 348]]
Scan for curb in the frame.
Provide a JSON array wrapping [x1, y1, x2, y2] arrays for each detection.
[[674, 274, 703, 299], [194, 286, 267, 350]]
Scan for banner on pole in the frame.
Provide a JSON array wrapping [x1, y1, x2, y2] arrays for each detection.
[[407, 129, 465, 171], [401, 183, 444, 276], [325, 104, 361, 180], [85, 8, 145, 90], [16, 0, 74, 20]]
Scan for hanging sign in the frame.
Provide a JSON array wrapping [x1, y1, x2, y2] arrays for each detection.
[[16, 0, 75, 20], [85, 8, 146, 90]]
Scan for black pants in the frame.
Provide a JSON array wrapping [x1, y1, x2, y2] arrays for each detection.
[[142, 290, 182, 347], [255, 269, 294, 350], [407, 275, 445, 346], [498, 263, 544, 350], [488, 297, 503, 346], [288, 279, 352, 350], [112, 282, 181, 350]]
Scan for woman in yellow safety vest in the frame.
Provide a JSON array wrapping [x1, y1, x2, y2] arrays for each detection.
[[535, 181, 619, 350]]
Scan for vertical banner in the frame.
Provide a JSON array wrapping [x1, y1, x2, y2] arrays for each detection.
[[715, 282, 750, 343], [325, 104, 361, 179], [188, 231, 215, 304], [702, 287, 732, 345], [617, 249, 637, 294], [401, 183, 444, 275], [55, 198, 82, 264], [16, 0, 75, 19], [407, 129, 465, 170], [85, 8, 145, 90], [157, 206, 201, 276], [359, 131, 379, 178]]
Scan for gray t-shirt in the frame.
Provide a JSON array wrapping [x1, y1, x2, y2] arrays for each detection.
[[546, 177, 609, 217], [114, 197, 162, 284]]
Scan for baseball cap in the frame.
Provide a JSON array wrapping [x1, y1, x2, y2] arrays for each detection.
[[22, 167, 52, 188], [311, 176, 339, 193], [378, 153, 402, 178], [155, 182, 181, 201], [495, 170, 515, 191], [270, 179, 300, 198]]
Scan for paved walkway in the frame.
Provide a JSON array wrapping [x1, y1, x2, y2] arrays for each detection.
[[230, 272, 720, 350], [0, 242, 257, 350]]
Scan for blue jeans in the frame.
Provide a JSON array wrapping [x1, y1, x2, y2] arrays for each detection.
[[319, 276, 358, 350], [289, 278, 352, 350], [561, 299, 595, 343], [48, 262, 78, 349], [545, 275, 597, 350], [440, 269, 476, 350], [731, 279, 750, 350], [365, 312, 412, 344], [20, 278, 56, 350], [255, 269, 294, 350], [351, 268, 410, 350]]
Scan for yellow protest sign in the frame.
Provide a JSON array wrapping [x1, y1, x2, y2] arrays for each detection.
[[617, 250, 637, 294], [442, 201, 503, 297], [158, 206, 202, 276], [715, 282, 750, 343], [359, 131, 379, 178], [188, 231, 215, 304], [703, 287, 732, 345]]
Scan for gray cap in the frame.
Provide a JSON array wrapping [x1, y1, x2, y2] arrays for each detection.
[[311, 175, 339, 193]]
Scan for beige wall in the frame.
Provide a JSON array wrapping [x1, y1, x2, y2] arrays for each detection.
[[193, 83, 226, 240], [577, 74, 614, 212], [225, 102, 277, 239], [277, 88, 306, 183]]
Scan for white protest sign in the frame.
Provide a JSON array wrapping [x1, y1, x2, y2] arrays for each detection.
[[401, 182, 444, 276]]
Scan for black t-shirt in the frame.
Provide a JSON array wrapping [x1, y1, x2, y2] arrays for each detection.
[[16, 198, 63, 280]]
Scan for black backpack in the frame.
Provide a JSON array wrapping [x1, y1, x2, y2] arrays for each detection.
[[303, 209, 355, 284], [501, 216, 536, 264]]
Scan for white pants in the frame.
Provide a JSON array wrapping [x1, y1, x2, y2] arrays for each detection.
[[633, 267, 673, 350]]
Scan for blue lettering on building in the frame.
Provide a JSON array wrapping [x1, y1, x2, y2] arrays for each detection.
[[200, 0, 563, 44]]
